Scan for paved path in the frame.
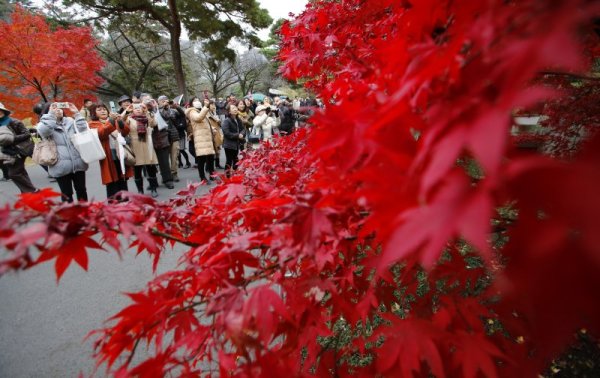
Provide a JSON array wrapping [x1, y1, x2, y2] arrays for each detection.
[[0, 153, 223, 377]]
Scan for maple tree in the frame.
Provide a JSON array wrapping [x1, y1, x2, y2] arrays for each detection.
[[0, 5, 103, 119], [1, 0, 600, 377]]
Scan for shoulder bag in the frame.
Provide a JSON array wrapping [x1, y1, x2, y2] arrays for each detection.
[[32, 137, 58, 166]]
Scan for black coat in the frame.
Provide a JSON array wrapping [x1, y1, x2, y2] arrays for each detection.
[[222, 115, 246, 150], [278, 104, 295, 134], [171, 106, 188, 139]]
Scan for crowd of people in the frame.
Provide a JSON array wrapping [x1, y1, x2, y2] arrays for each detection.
[[0, 92, 311, 202]]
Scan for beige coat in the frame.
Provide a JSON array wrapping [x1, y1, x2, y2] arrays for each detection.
[[207, 112, 223, 149], [128, 117, 158, 166], [186, 107, 216, 157]]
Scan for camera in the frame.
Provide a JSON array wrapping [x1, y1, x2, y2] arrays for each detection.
[[55, 102, 70, 109]]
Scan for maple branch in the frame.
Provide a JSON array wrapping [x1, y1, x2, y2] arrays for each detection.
[[538, 71, 600, 82], [150, 228, 200, 247]]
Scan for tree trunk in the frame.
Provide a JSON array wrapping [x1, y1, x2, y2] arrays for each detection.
[[168, 0, 187, 97]]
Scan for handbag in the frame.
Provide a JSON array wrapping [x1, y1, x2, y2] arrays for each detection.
[[70, 122, 106, 163], [248, 125, 261, 144], [32, 137, 58, 166], [111, 131, 136, 169], [120, 143, 136, 167]]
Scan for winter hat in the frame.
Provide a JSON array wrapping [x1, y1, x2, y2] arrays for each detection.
[[117, 95, 132, 105], [0, 102, 11, 116], [157, 95, 169, 102]]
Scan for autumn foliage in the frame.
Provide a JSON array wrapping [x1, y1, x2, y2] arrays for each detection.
[[1, 0, 600, 377], [0, 6, 103, 119]]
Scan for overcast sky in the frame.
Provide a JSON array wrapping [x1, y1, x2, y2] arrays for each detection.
[[258, 0, 308, 38], [262, 0, 308, 20]]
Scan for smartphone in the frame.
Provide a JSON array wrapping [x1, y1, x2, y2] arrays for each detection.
[[109, 101, 117, 113], [133, 104, 142, 110], [56, 102, 70, 109]]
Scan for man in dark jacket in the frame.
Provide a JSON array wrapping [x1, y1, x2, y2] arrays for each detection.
[[169, 103, 191, 169], [274, 97, 295, 135], [0, 102, 37, 193], [158, 95, 181, 182], [147, 96, 174, 189]]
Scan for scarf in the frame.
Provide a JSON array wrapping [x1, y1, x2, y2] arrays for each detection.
[[131, 114, 148, 140], [0, 115, 10, 127], [208, 111, 220, 124]]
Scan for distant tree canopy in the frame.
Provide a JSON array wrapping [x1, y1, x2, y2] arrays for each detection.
[[63, 0, 272, 97]]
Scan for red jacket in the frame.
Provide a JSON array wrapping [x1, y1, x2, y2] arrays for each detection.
[[88, 119, 134, 185]]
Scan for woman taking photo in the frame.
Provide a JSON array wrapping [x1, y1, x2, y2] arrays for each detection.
[[88, 103, 133, 199], [37, 102, 89, 202], [125, 103, 160, 198], [222, 103, 246, 177], [252, 104, 280, 144], [186, 97, 217, 183]]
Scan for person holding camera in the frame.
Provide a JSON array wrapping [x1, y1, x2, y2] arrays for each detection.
[[36, 102, 89, 202], [169, 101, 191, 169], [222, 103, 246, 177], [122, 103, 160, 198], [145, 96, 174, 189], [252, 104, 280, 144], [158, 95, 182, 182], [0, 102, 37, 193], [117, 95, 133, 114], [186, 97, 217, 183], [88, 103, 133, 199]]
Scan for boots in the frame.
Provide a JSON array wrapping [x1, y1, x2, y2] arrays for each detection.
[[148, 177, 159, 198], [135, 178, 144, 194]]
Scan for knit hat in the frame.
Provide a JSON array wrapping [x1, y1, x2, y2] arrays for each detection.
[[157, 95, 169, 102], [0, 102, 11, 116]]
